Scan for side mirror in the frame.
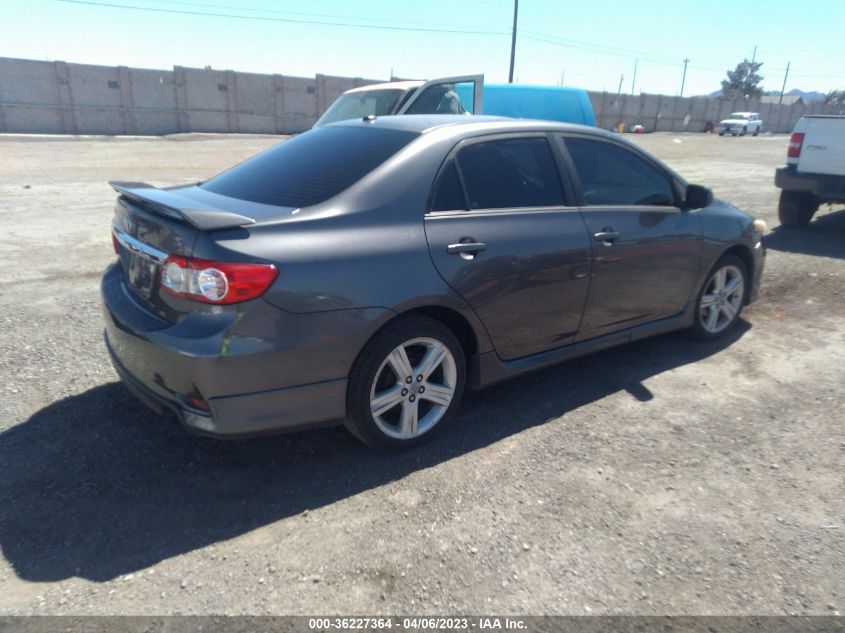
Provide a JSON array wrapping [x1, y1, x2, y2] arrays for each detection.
[[684, 184, 713, 210]]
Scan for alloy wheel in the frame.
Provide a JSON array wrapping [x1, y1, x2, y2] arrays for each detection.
[[369, 337, 457, 440], [699, 264, 744, 334]]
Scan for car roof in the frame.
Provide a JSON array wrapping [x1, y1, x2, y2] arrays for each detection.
[[330, 114, 611, 138], [343, 80, 424, 95]]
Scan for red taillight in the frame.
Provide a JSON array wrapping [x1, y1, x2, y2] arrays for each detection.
[[787, 132, 804, 158], [184, 395, 210, 412], [160, 255, 278, 304]]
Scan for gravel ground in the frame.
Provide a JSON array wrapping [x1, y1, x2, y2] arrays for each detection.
[[0, 131, 842, 616]]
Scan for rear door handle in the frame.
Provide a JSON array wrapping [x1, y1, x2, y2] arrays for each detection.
[[593, 230, 621, 244], [447, 241, 487, 255]]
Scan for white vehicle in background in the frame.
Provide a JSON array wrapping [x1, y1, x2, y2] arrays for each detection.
[[775, 115, 845, 226], [718, 112, 763, 136], [314, 75, 483, 127]]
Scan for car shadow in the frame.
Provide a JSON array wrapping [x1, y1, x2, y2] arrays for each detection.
[[0, 322, 749, 583], [766, 206, 845, 260]]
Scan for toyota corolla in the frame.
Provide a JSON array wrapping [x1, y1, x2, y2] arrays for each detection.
[[102, 115, 765, 450]]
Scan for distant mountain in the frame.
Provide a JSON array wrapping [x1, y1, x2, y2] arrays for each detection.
[[774, 89, 825, 103], [707, 88, 826, 102]]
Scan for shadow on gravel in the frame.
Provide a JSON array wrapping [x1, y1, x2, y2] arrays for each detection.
[[0, 323, 748, 583], [766, 207, 845, 260]]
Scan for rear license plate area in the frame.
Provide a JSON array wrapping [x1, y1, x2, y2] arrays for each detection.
[[122, 248, 160, 299]]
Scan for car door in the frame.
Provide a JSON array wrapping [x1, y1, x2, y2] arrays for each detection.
[[396, 75, 484, 116], [558, 135, 702, 341], [425, 133, 592, 361]]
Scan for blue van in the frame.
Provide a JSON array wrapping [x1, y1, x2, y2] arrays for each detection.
[[462, 83, 595, 126]]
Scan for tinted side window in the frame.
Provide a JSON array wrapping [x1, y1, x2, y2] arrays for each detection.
[[430, 162, 466, 211], [202, 126, 417, 208], [457, 138, 564, 210], [564, 138, 676, 206], [405, 85, 466, 115]]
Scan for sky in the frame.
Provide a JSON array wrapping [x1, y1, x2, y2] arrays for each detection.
[[1, 0, 843, 97]]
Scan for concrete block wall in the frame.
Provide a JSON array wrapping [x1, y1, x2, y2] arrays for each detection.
[[0, 56, 383, 135], [127, 67, 179, 135], [589, 90, 841, 134], [0, 58, 65, 133], [1, 56, 841, 136]]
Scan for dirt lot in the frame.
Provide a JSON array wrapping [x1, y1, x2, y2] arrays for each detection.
[[0, 131, 842, 616]]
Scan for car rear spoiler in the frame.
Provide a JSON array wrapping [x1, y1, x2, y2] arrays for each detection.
[[109, 181, 256, 231]]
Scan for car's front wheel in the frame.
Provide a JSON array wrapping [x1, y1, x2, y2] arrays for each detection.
[[690, 255, 748, 340], [345, 316, 465, 450]]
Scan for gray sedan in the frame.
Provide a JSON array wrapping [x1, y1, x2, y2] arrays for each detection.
[[102, 115, 765, 450]]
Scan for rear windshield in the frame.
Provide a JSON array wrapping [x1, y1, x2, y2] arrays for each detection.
[[201, 126, 417, 208]]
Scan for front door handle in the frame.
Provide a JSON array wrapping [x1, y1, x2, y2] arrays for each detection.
[[447, 241, 487, 255], [593, 230, 621, 244]]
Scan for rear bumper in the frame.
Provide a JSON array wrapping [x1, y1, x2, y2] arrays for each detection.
[[775, 165, 845, 201], [101, 262, 385, 438], [105, 333, 346, 437]]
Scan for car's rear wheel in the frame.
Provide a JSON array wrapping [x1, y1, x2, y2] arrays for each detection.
[[778, 190, 819, 227], [740, 126, 747, 136], [345, 316, 465, 450], [752, 127, 759, 136], [690, 255, 748, 340]]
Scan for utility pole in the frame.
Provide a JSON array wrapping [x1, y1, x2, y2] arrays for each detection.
[[631, 59, 638, 94], [559, 69, 565, 87], [618, 74, 624, 95], [751, 45, 757, 63], [779, 62, 791, 104], [680, 58, 689, 97], [508, 0, 518, 83]]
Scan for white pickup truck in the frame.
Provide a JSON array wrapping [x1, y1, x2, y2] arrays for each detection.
[[775, 115, 845, 226], [719, 112, 763, 136]]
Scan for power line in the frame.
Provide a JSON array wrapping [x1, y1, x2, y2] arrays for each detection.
[[51, 0, 845, 86], [103, 0, 845, 81], [520, 32, 730, 72], [49, 0, 743, 71], [521, 32, 678, 66], [129, 0, 495, 31], [54, 0, 511, 35]]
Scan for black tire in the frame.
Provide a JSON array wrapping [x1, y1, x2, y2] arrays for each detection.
[[740, 126, 747, 136], [778, 190, 819, 227], [752, 128, 759, 137], [718, 131, 725, 136], [344, 315, 466, 451], [689, 255, 749, 340]]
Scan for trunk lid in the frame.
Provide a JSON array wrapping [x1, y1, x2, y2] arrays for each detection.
[[110, 182, 257, 323]]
